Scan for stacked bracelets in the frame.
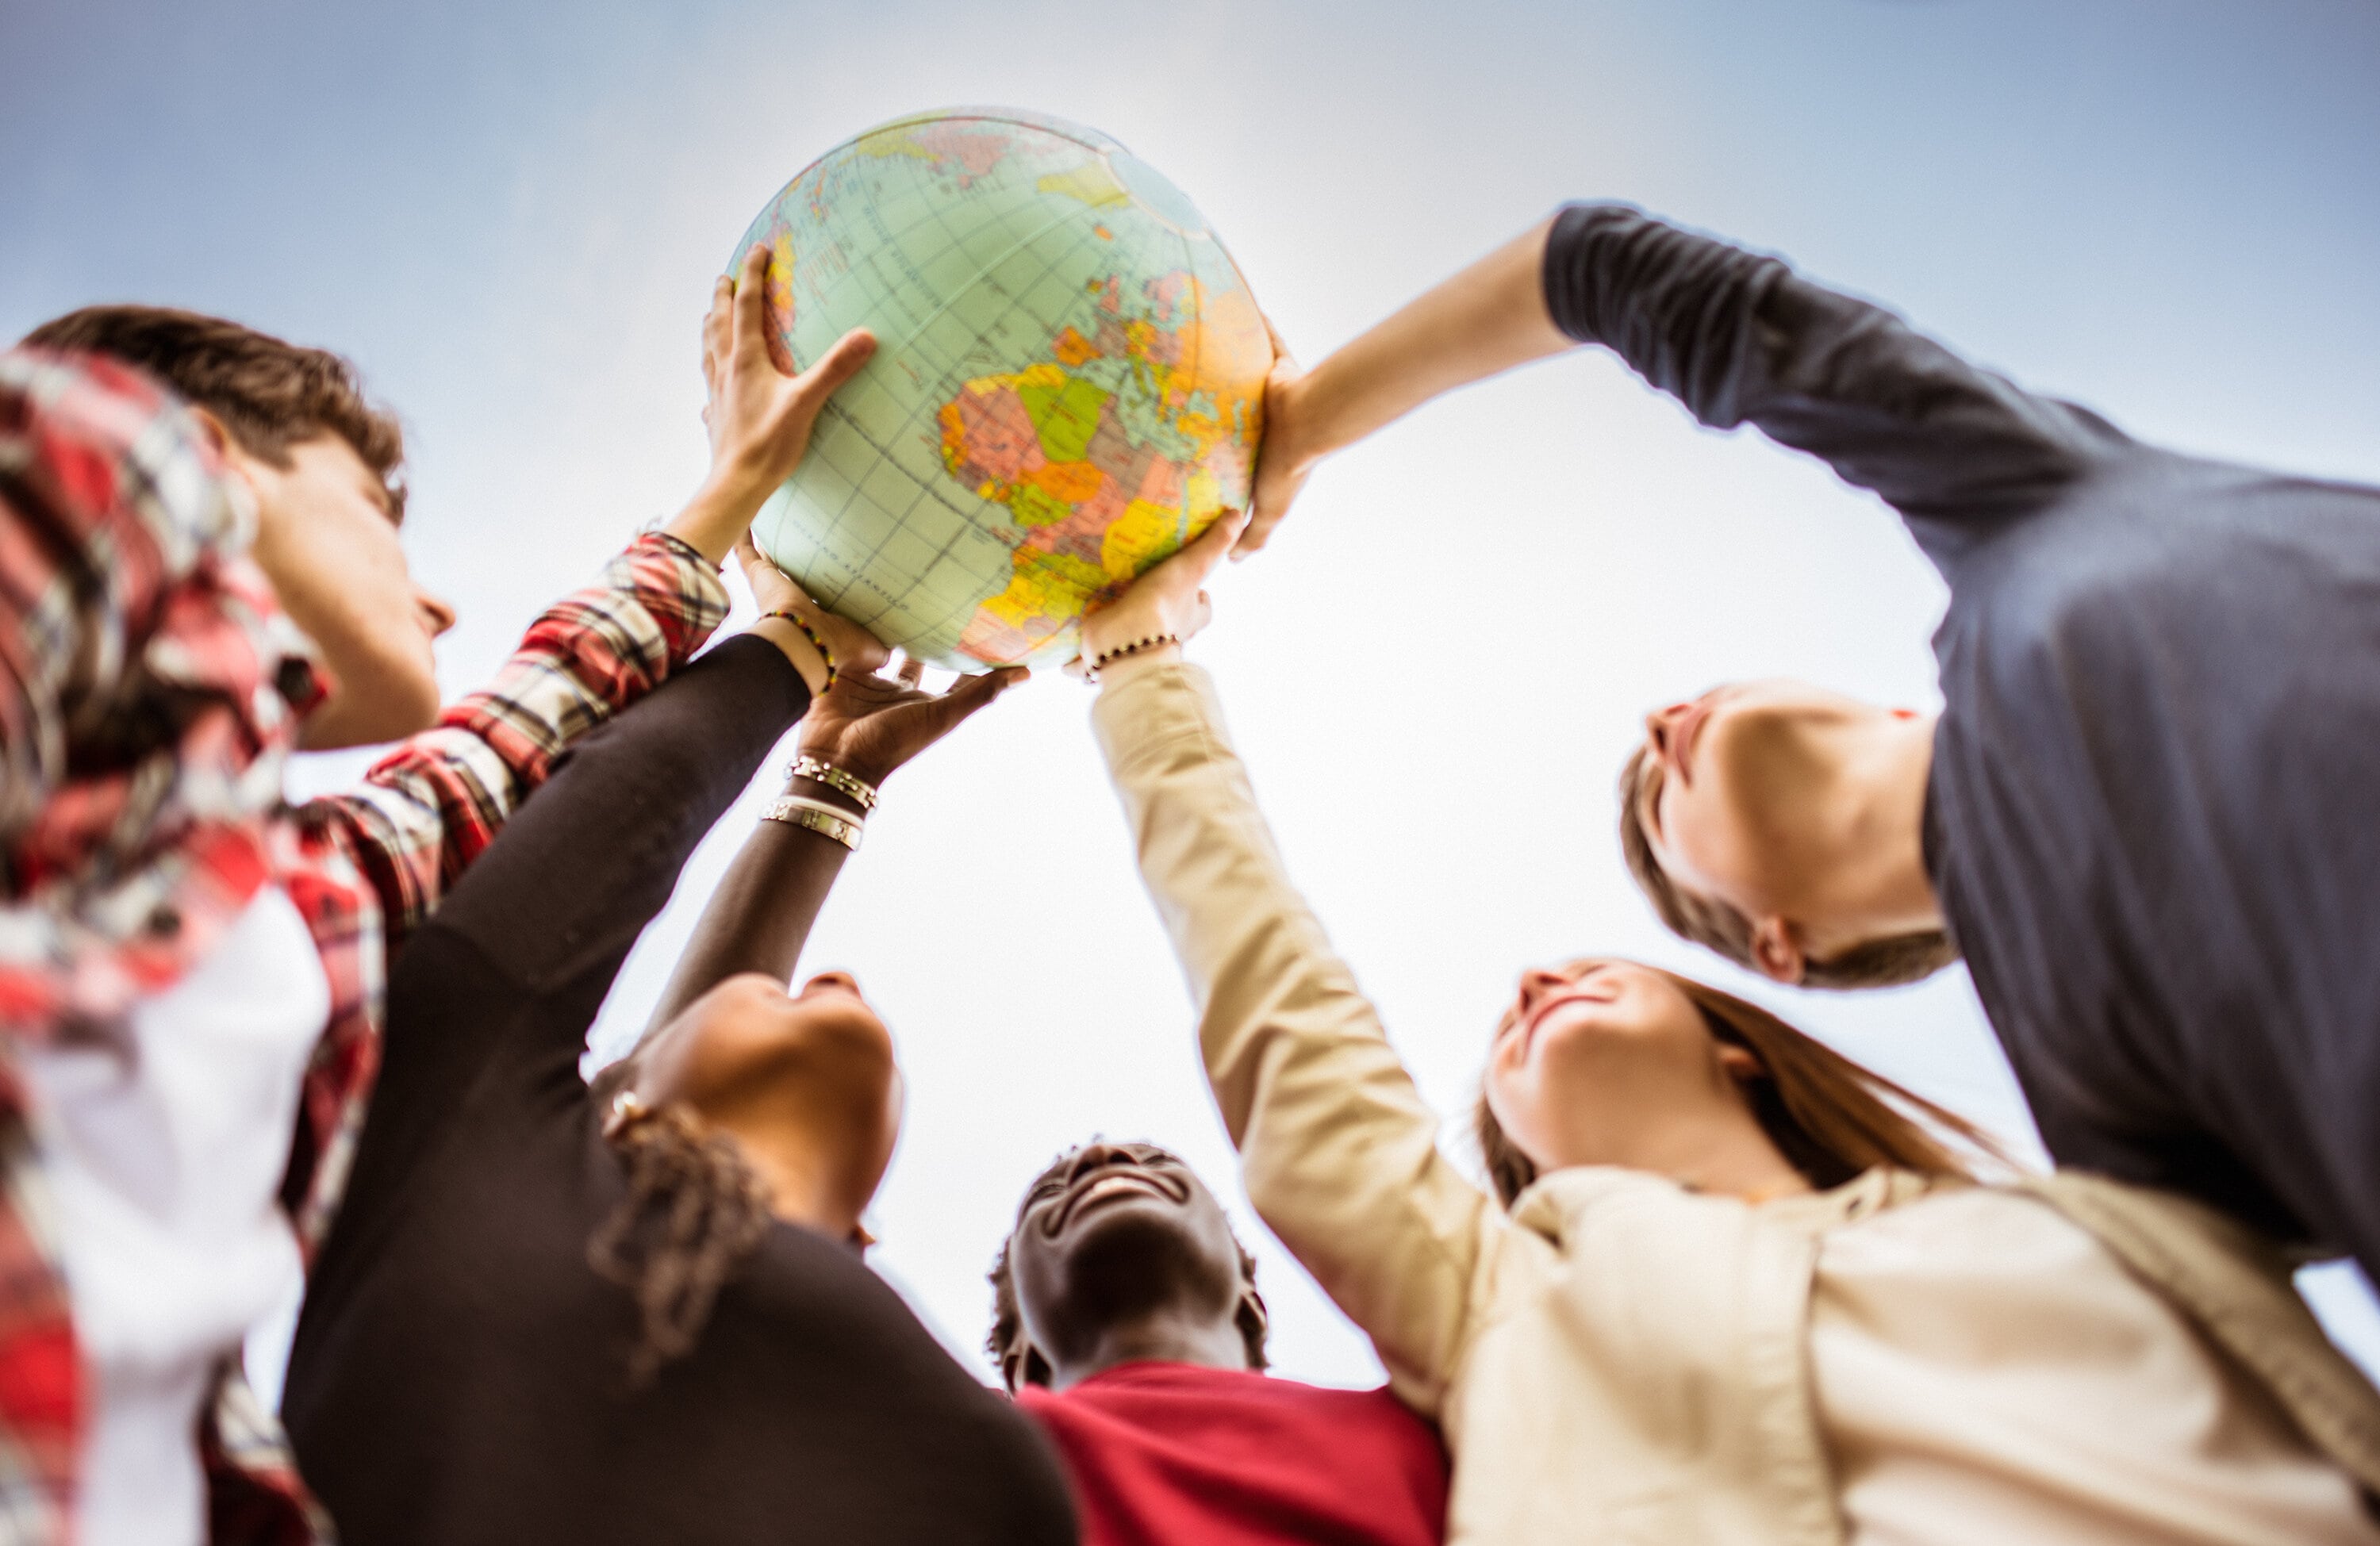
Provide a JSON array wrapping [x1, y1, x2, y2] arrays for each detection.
[[762, 756, 880, 850], [1084, 631, 1180, 681], [761, 608, 837, 687]]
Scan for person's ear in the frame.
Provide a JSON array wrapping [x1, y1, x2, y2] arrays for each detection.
[[1000, 1340, 1051, 1393], [184, 405, 269, 508], [1749, 915, 1807, 985], [183, 403, 233, 456], [1234, 1283, 1269, 1368], [1714, 1044, 1767, 1084]]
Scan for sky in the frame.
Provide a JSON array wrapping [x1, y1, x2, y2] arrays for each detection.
[[8, 0, 2380, 1394]]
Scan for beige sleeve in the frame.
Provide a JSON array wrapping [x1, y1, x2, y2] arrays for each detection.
[[1092, 661, 1504, 1414]]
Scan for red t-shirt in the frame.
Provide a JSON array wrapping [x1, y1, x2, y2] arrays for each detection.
[[1017, 1360, 1448, 1546]]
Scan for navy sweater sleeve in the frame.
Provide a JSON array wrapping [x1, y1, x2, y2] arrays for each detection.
[[1541, 203, 2116, 543]]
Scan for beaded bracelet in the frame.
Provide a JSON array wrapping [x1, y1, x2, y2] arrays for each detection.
[[1087, 632, 1181, 680], [761, 608, 836, 687]]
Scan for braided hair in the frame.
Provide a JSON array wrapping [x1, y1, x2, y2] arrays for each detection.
[[588, 1096, 774, 1387]]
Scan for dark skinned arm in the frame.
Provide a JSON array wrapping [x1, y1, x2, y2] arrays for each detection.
[[643, 658, 1027, 1032]]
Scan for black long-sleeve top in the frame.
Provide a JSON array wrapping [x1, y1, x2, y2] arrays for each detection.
[[1544, 204, 2380, 1272], [281, 635, 1076, 1546]]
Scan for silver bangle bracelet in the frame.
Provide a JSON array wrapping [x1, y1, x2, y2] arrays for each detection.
[[785, 754, 879, 811], [762, 794, 864, 850]]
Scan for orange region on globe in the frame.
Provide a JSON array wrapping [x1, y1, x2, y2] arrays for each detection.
[[1029, 458, 1104, 504]]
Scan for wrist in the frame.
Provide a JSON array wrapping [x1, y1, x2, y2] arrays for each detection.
[[1272, 365, 1348, 469], [1079, 611, 1169, 665], [751, 616, 831, 696], [785, 774, 868, 818], [1092, 640, 1181, 690], [785, 751, 886, 805], [665, 475, 766, 566]]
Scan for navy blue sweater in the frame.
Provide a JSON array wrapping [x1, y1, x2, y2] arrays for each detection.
[[1545, 203, 2380, 1272]]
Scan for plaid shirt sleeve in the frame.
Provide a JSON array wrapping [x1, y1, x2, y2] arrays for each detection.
[[309, 530, 730, 945], [279, 531, 728, 1245], [0, 349, 319, 1036]]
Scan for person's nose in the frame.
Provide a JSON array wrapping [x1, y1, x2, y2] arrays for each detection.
[[1065, 1142, 1131, 1184], [1514, 965, 1571, 1017], [1645, 704, 1688, 771], [416, 588, 459, 639], [804, 970, 860, 996]]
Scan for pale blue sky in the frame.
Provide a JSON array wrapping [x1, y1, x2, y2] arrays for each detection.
[[9, 0, 2378, 1386]]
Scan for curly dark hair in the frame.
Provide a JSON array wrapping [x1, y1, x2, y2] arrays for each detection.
[[986, 1143, 1268, 1392], [588, 1100, 774, 1387], [22, 304, 407, 516]]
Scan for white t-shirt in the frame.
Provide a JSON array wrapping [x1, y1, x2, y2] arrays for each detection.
[[1810, 1185, 2378, 1545], [17, 884, 330, 1546]]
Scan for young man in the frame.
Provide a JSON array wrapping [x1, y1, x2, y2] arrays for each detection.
[[1245, 205, 2380, 1287], [0, 246, 873, 1544], [990, 1140, 1449, 1546]]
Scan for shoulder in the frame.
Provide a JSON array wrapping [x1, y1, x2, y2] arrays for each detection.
[[1, 347, 248, 558]]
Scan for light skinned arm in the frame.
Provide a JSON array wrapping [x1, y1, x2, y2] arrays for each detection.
[[1240, 217, 1570, 553], [1082, 523, 1508, 1415]]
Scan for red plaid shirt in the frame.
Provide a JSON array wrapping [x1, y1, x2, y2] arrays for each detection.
[[0, 350, 729, 1543]]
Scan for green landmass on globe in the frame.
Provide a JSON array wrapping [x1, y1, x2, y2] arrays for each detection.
[[734, 107, 1273, 671]]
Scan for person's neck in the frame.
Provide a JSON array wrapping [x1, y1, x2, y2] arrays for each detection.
[[1587, 1105, 1814, 1205], [708, 1114, 856, 1241], [1808, 711, 1943, 950], [1047, 1306, 1250, 1393]]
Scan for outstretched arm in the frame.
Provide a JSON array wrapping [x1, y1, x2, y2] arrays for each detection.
[[642, 651, 1024, 1031], [1250, 205, 2110, 558], [1081, 523, 1507, 1417], [1242, 219, 1570, 553], [1541, 203, 2107, 536]]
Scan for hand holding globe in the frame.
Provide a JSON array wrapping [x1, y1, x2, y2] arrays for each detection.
[[730, 109, 1275, 673]]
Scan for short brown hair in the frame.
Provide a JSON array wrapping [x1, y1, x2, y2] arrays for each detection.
[[1475, 965, 2010, 1207], [22, 305, 405, 515], [1616, 744, 1959, 988], [985, 1144, 1268, 1392]]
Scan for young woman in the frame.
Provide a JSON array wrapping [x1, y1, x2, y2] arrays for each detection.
[[278, 546, 1069, 1541], [1071, 516, 2380, 1546]]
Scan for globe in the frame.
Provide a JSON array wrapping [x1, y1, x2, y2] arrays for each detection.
[[732, 108, 1272, 671]]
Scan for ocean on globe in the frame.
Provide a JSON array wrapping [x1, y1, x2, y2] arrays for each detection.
[[733, 108, 1272, 671]]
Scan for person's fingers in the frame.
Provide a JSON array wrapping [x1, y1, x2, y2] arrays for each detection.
[[1175, 508, 1251, 587], [731, 244, 772, 362], [897, 653, 926, 688], [704, 275, 733, 381], [937, 664, 1027, 719], [1261, 312, 1297, 371], [734, 531, 789, 591], [789, 327, 877, 412], [1236, 458, 1293, 558]]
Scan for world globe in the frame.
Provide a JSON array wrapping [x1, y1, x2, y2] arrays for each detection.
[[733, 108, 1272, 671]]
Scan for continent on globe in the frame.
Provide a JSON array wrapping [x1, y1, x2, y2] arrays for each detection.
[[732, 108, 1273, 671]]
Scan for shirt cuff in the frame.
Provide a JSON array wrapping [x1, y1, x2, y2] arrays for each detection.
[[1090, 659, 1233, 775], [601, 530, 732, 669]]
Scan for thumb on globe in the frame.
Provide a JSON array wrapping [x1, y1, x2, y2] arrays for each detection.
[[789, 328, 879, 409], [1177, 508, 1250, 583]]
